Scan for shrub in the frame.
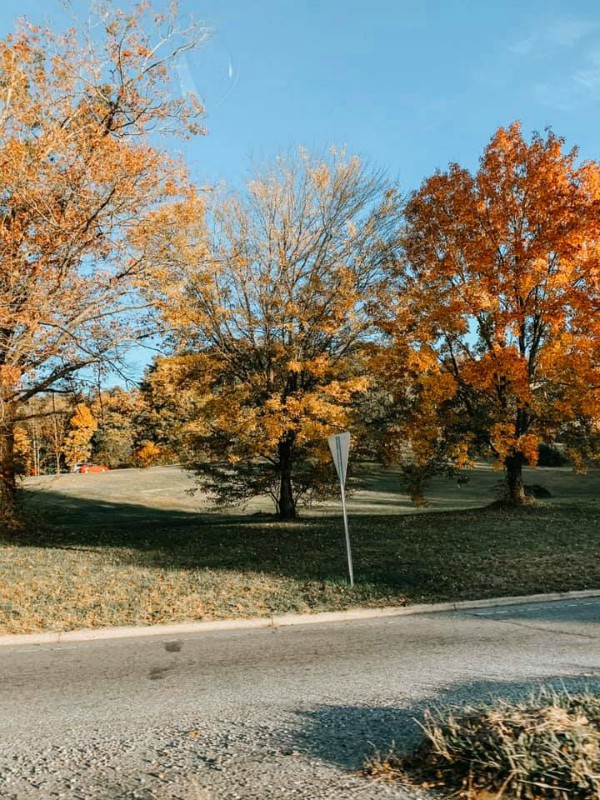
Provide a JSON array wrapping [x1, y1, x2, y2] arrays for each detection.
[[538, 443, 569, 467], [363, 689, 600, 799], [525, 484, 552, 499]]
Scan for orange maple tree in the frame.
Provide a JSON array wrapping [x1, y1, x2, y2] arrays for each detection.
[[397, 123, 600, 503], [0, 2, 204, 515]]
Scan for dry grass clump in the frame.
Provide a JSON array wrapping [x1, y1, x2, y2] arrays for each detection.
[[363, 690, 600, 799]]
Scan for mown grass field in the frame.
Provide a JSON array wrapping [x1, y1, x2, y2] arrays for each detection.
[[0, 463, 598, 634]]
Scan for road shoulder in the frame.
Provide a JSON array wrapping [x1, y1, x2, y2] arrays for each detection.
[[1, 588, 599, 648]]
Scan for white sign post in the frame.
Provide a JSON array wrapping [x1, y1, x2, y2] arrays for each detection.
[[328, 431, 354, 587]]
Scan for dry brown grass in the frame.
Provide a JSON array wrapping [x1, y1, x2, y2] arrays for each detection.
[[0, 464, 597, 634], [363, 690, 600, 799]]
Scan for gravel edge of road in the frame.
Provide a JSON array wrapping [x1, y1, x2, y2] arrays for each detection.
[[2, 588, 600, 648]]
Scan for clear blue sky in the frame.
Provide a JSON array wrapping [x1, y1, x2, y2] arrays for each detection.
[[176, 0, 600, 189], [6, 0, 600, 189], [3, 0, 600, 379]]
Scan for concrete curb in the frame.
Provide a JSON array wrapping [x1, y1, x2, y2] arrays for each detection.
[[2, 588, 599, 648]]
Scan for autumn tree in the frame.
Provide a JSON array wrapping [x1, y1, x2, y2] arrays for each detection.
[[134, 440, 176, 467], [154, 150, 399, 518], [15, 393, 72, 475], [20, 400, 45, 477], [396, 123, 600, 504], [63, 404, 98, 469], [136, 359, 190, 455], [0, 1, 205, 517], [365, 343, 474, 505], [46, 394, 69, 475], [92, 386, 144, 467], [12, 426, 32, 477]]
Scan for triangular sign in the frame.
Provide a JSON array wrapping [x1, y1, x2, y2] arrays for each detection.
[[328, 432, 350, 486]]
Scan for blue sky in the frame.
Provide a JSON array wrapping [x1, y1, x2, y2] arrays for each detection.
[[3, 0, 600, 380], [5, 0, 600, 190], [176, 0, 600, 189]]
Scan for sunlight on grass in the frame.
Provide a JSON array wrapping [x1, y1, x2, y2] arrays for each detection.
[[0, 544, 394, 634], [0, 464, 598, 634]]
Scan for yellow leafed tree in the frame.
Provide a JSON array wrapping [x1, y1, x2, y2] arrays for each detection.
[[63, 404, 98, 469], [151, 149, 400, 518], [0, 1, 205, 518]]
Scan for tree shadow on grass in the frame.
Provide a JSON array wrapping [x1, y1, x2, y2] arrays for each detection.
[[292, 674, 600, 772], [8, 488, 600, 602], [9, 488, 432, 590]]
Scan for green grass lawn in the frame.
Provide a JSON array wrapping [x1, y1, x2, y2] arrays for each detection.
[[0, 464, 598, 634]]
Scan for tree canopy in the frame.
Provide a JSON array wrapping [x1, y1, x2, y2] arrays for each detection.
[[152, 149, 400, 518], [391, 123, 600, 503], [0, 1, 205, 513]]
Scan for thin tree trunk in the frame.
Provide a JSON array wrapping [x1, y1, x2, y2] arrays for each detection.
[[0, 419, 18, 520], [277, 436, 297, 520], [52, 394, 61, 475], [31, 422, 39, 477], [505, 454, 527, 505]]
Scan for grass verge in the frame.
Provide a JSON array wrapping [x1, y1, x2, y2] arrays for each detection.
[[0, 473, 598, 634], [363, 689, 600, 799]]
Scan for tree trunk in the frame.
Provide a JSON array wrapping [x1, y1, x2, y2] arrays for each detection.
[[505, 454, 527, 505], [0, 420, 18, 521], [52, 394, 62, 475], [277, 436, 297, 520], [32, 423, 40, 477]]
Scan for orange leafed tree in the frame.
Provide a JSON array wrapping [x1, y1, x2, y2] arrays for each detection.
[[0, 2, 205, 516], [398, 123, 600, 503], [152, 149, 400, 518]]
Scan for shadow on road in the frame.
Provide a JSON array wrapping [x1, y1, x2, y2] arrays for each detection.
[[292, 674, 600, 771]]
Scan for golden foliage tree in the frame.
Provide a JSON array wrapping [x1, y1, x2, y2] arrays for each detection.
[[134, 440, 175, 468], [46, 394, 69, 475], [0, 1, 205, 515], [92, 387, 145, 468], [14, 393, 73, 476], [154, 150, 399, 518], [366, 343, 473, 505], [396, 123, 600, 503], [12, 426, 32, 477], [63, 404, 98, 469]]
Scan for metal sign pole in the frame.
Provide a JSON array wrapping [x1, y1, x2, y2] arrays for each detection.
[[329, 432, 354, 587], [339, 477, 354, 587]]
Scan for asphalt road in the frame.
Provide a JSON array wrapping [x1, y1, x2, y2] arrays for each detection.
[[1, 599, 599, 799]]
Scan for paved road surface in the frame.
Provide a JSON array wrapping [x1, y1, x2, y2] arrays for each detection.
[[0, 599, 598, 799]]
